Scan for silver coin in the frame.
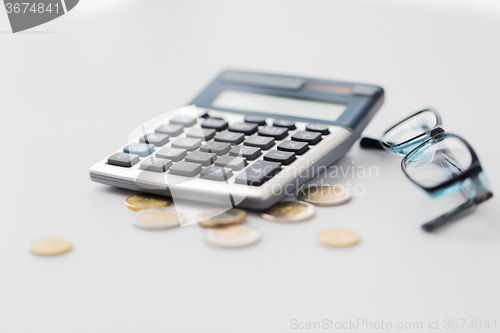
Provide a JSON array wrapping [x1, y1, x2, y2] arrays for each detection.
[[261, 201, 315, 223], [297, 185, 352, 206], [205, 225, 261, 248], [131, 208, 184, 230]]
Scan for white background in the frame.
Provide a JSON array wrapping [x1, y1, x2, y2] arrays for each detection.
[[1, 1, 499, 332]]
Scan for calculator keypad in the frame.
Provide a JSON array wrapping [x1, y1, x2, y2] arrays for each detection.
[[139, 157, 172, 172], [291, 131, 322, 145], [214, 131, 245, 145], [156, 147, 187, 161], [140, 133, 170, 147], [258, 126, 288, 140], [201, 118, 228, 131], [171, 137, 202, 151], [277, 140, 309, 155], [244, 135, 275, 150], [235, 160, 281, 186], [123, 143, 155, 157], [108, 153, 140, 167], [170, 162, 202, 177], [263, 150, 296, 165], [155, 124, 184, 136]]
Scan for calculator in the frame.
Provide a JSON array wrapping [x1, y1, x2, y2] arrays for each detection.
[[89, 70, 384, 209]]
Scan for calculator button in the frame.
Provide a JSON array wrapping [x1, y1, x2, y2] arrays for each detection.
[[306, 124, 330, 135], [200, 142, 232, 156], [155, 124, 184, 137], [169, 162, 202, 177], [156, 147, 187, 161], [291, 131, 322, 145], [123, 143, 155, 157], [139, 133, 170, 147], [244, 135, 275, 150], [199, 166, 233, 181], [258, 126, 289, 140], [185, 151, 217, 166], [228, 122, 258, 135], [214, 156, 248, 171], [235, 160, 282, 186], [107, 153, 140, 167], [244, 115, 266, 125], [186, 127, 216, 141], [214, 131, 245, 145], [263, 150, 296, 165], [277, 140, 309, 155], [139, 157, 172, 172], [170, 116, 197, 127], [201, 118, 228, 131], [171, 137, 202, 151], [273, 119, 296, 130], [229, 146, 262, 160]]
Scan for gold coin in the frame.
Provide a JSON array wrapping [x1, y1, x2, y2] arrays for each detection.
[[29, 237, 72, 256], [125, 193, 172, 211], [261, 201, 315, 223], [317, 229, 359, 247], [205, 225, 261, 248], [298, 185, 352, 206], [197, 208, 246, 228], [132, 208, 182, 230]]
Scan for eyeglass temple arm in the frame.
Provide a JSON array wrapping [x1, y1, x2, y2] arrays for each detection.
[[360, 137, 384, 150]]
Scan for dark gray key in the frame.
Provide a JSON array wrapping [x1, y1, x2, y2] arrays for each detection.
[[214, 155, 248, 171], [199, 166, 233, 181], [140, 133, 170, 147], [258, 126, 288, 140], [107, 152, 140, 167], [139, 157, 172, 172], [171, 137, 202, 151], [245, 115, 266, 125], [244, 135, 275, 150], [214, 131, 245, 145], [155, 147, 187, 162], [277, 140, 309, 155], [169, 161, 202, 177], [186, 127, 216, 140], [170, 116, 197, 127], [185, 151, 217, 166], [306, 124, 330, 135], [200, 142, 231, 155], [263, 150, 296, 165], [201, 118, 228, 131], [155, 124, 184, 137], [235, 160, 281, 186], [228, 122, 258, 135], [273, 119, 296, 130], [291, 131, 322, 145], [229, 146, 261, 160]]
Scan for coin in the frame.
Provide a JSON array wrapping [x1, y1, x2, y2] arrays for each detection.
[[197, 208, 246, 228], [261, 201, 315, 223], [298, 185, 352, 206], [131, 208, 183, 230], [29, 237, 72, 256], [205, 225, 261, 248], [317, 229, 359, 247], [125, 193, 172, 211]]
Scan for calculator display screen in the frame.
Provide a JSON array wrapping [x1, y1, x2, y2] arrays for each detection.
[[211, 90, 346, 121]]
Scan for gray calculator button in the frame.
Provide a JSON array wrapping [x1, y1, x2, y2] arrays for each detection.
[[214, 131, 245, 145], [306, 124, 330, 135], [201, 118, 228, 131], [263, 150, 296, 165], [244, 135, 275, 150], [214, 155, 248, 171], [235, 160, 281, 186], [155, 124, 184, 137], [185, 151, 217, 166], [244, 115, 266, 125], [277, 140, 309, 155], [229, 146, 261, 160], [171, 137, 202, 151], [155, 147, 187, 161], [169, 162, 202, 177], [228, 122, 258, 135], [107, 153, 140, 167], [139, 157, 172, 172], [140, 133, 170, 147], [273, 119, 296, 130], [186, 127, 216, 140], [170, 116, 197, 127], [258, 126, 288, 140], [200, 142, 231, 156], [291, 131, 322, 145], [199, 166, 233, 181]]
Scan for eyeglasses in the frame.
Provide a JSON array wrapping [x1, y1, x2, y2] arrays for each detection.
[[360, 107, 493, 232]]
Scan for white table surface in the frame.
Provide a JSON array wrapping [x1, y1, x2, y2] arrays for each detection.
[[1, 1, 499, 332]]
